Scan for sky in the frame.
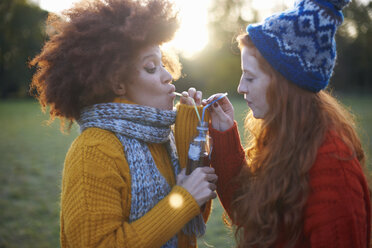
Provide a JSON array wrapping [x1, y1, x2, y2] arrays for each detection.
[[30, 0, 294, 58]]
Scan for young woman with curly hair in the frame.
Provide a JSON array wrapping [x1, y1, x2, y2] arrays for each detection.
[[207, 0, 371, 247], [30, 0, 217, 247]]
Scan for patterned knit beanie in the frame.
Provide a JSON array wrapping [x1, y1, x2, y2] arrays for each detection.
[[247, 0, 350, 92]]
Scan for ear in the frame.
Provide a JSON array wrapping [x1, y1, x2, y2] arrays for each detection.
[[112, 82, 126, 97]]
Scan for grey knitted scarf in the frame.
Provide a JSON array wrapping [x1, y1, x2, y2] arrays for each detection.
[[78, 102, 180, 247]]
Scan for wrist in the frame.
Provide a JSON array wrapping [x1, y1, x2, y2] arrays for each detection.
[[221, 119, 234, 132], [209, 121, 244, 157], [211, 119, 234, 132], [212, 120, 234, 132]]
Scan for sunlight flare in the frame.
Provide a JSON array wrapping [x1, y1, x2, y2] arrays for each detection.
[[34, 0, 212, 58], [169, 193, 183, 209]]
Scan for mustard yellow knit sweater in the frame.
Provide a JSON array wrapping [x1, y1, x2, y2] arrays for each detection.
[[60, 101, 211, 248]]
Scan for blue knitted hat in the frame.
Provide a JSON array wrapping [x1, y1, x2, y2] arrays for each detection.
[[247, 0, 350, 92]]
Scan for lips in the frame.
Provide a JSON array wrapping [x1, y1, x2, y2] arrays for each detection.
[[244, 98, 252, 105], [168, 84, 176, 97]]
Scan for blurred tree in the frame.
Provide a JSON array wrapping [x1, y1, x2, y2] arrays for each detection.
[[1, 0, 370, 98], [177, 0, 372, 96], [0, 0, 47, 98], [332, 0, 372, 92], [176, 0, 257, 97]]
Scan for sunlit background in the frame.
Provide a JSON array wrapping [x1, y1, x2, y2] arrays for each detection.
[[37, 0, 372, 58], [1, 0, 372, 247], [31, 0, 213, 58], [31, 0, 294, 58]]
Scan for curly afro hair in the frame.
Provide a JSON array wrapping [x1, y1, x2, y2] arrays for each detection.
[[30, 0, 180, 129]]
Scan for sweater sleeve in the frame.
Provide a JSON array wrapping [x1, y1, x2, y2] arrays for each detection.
[[303, 137, 371, 248], [174, 103, 212, 223], [60, 129, 201, 248], [209, 122, 246, 219]]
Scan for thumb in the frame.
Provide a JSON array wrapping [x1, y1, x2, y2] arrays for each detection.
[[176, 168, 186, 184]]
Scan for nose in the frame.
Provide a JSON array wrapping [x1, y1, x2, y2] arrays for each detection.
[[237, 77, 247, 95], [162, 66, 173, 84]]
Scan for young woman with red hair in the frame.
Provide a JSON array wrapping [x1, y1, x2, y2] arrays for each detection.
[[30, 0, 217, 247], [207, 0, 371, 247]]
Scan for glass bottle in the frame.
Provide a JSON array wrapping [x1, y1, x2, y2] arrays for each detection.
[[186, 121, 211, 175]]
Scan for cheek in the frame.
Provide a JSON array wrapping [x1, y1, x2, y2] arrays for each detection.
[[139, 76, 159, 93], [260, 80, 271, 110]]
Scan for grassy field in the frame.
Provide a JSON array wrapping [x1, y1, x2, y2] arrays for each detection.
[[0, 95, 371, 248]]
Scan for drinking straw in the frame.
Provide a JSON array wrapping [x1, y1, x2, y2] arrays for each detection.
[[174, 92, 201, 122], [201, 93, 228, 122]]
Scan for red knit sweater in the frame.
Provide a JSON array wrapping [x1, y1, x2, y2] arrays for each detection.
[[209, 122, 371, 248]]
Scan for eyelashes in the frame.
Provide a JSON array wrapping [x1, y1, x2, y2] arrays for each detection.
[[145, 67, 156, 73], [144, 63, 165, 74]]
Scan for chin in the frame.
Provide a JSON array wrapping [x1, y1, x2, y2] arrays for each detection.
[[167, 99, 175, 110], [165, 104, 173, 110], [158, 102, 173, 111], [151, 98, 174, 110], [252, 112, 263, 119]]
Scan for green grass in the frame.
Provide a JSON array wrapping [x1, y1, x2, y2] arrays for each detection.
[[338, 95, 372, 163], [0, 95, 371, 248], [0, 100, 78, 248]]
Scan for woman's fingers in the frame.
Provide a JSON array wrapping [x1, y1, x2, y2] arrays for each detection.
[[206, 93, 226, 103], [176, 168, 187, 185], [188, 88, 202, 105], [180, 91, 192, 105], [212, 191, 217, 199], [206, 173, 218, 184], [178, 168, 186, 177], [180, 88, 203, 106], [209, 190, 217, 200], [183, 91, 229, 107], [194, 91, 202, 105], [209, 102, 235, 131], [178, 166, 218, 207], [188, 87, 196, 98], [205, 93, 218, 102], [211, 102, 229, 119]]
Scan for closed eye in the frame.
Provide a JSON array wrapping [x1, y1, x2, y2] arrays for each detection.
[[145, 67, 156, 74]]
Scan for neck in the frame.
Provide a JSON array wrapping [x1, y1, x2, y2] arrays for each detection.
[[113, 97, 136, 105]]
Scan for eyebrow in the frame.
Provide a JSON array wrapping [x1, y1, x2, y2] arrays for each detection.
[[141, 53, 161, 62], [242, 69, 255, 75]]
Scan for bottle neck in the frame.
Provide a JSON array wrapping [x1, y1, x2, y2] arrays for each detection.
[[197, 130, 206, 138], [196, 121, 208, 140]]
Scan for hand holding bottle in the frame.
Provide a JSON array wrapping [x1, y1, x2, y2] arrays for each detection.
[[176, 167, 217, 207]]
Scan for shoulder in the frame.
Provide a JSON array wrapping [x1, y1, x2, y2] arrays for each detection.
[[309, 131, 364, 183], [64, 128, 128, 178], [304, 131, 369, 231], [317, 131, 352, 157], [309, 131, 360, 176], [68, 127, 123, 157], [310, 131, 365, 187], [61, 128, 132, 220]]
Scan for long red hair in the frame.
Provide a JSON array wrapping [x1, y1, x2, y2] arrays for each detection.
[[233, 34, 368, 248]]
